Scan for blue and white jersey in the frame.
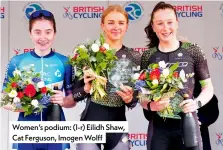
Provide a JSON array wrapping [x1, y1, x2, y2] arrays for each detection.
[[3, 50, 73, 150], [3, 50, 74, 121]]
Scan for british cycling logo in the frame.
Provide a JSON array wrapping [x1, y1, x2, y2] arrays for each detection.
[[212, 46, 223, 60], [14, 48, 34, 55], [14, 48, 55, 55], [0, 7, 5, 19], [23, 2, 44, 20], [63, 6, 104, 20], [173, 5, 203, 18], [216, 133, 223, 146], [124, 1, 144, 22], [129, 133, 147, 147], [220, 4, 223, 17]]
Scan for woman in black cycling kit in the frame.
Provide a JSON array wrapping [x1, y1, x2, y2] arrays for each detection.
[[143, 79, 219, 150], [140, 2, 214, 150], [71, 5, 141, 150]]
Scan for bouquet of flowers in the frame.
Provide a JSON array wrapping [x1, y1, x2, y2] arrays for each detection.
[[1, 67, 54, 116], [68, 34, 117, 99], [134, 61, 194, 119]]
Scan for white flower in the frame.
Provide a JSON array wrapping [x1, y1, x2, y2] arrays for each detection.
[[91, 43, 99, 52], [25, 79, 32, 84], [13, 69, 21, 77], [152, 79, 159, 85], [31, 99, 39, 108], [189, 73, 195, 78], [73, 48, 78, 55], [9, 90, 18, 98], [90, 56, 96, 62], [159, 61, 166, 68], [37, 81, 45, 88], [103, 43, 109, 50], [180, 70, 187, 82], [95, 39, 101, 46], [162, 68, 169, 77], [13, 97, 20, 103], [79, 45, 86, 49], [133, 73, 140, 80]]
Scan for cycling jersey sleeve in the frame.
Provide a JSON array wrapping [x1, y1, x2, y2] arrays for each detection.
[[72, 74, 89, 102], [189, 44, 210, 81], [141, 47, 157, 70], [140, 48, 157, 120], [61, 57, 74, 96], [63, 63, 74, 96], [2, 56, 20, 90], [55, 53, 74, 96]]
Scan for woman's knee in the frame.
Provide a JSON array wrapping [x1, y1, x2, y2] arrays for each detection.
[[112, 134, 132, 150]]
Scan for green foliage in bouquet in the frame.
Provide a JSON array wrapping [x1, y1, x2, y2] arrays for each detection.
[[68, 34, 117, 99], [1, 67, 54, 116], [134, 61, 194, 119]]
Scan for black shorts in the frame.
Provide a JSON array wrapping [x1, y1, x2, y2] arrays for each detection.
[[147, 114, 202, 150]]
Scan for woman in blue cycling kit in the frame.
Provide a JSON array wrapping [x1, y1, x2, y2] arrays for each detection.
[[140, 2, 214, 150], [2, 10, 76, 150]]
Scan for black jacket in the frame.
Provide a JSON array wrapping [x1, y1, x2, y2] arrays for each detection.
[[194, 80, 219, 150]]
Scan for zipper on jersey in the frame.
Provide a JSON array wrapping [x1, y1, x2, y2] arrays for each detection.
[[167, 53, 170, 63], [41, 56, 44, 80], [41, 56, 43, 121]]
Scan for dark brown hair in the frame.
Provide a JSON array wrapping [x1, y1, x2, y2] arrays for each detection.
[[144, 1, 177, 48], [29, 10, 56, 33]]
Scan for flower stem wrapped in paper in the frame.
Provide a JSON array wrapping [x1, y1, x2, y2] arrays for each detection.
[[68, 34, 117, 100], [1, 67, 54, 116], [134, 61, 194, 119], [83, 68, 107, 99]]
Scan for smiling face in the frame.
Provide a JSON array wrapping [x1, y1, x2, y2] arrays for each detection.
[[152, 8, 178, 44], [30, 19, 56, 51], [101, 11, 128, 42]]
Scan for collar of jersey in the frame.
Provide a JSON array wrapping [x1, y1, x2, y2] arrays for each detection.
[[157, 41, 182, 54], [31, 49, 55, 58]]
